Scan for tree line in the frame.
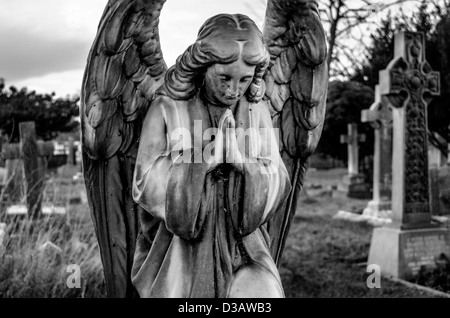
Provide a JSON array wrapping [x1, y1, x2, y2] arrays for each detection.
[[318, 0, 450, 163], [0, 79, 79, 143]]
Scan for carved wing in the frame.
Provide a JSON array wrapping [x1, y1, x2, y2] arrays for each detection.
[[80, 0, 167, 297], [263, 0, 328, 265]]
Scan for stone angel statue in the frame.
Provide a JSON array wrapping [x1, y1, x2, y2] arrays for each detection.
[[81, 0, 327, 298]]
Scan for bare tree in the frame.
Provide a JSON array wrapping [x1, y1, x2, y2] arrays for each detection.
[[319, 0, 421, 78], [245, 0, 448, 79]]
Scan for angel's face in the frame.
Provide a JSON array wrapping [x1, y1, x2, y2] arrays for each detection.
[[204, 58, 256, 107]]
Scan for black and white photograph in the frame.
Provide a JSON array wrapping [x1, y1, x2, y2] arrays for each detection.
[[0, 0, 450, 304]]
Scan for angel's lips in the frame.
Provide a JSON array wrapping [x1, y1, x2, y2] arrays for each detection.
[[298, 102, 321, 130], [218, 94, 240, 106]]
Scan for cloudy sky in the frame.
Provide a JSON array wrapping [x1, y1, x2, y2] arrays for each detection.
[[1, 0, 422, 98], [0, 0, 268, 98]]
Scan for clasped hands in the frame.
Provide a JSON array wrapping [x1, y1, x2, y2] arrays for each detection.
[[208, 109, 244, 175]]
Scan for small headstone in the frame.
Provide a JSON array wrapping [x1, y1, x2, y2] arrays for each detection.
[[0, 167, 6, 185], [1, 123, 54, 218], [340, 123, 365, 176], [2, 146, 26, 205], [361, 85, 393, 218], [339, 123, 371, 199], [38, 241, 63, 265], [6, 204, 28, 215], [39, 241, 63, 253], [0, 223, 6, 247], [41, 204, 67, 215]]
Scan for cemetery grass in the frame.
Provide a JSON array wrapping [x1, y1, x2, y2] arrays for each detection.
[[0, 169, 447, 298], [0, 192, 106, 298], [279, 168, 448, 298]]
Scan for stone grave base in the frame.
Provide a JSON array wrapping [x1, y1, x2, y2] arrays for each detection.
[[368, 226, 450, 280], [338, 174, 372, 199], [42, 204, 67, 215], [362, 200, 392, 219], [333, 210, 391, 226], [6, 204, 28, 215]]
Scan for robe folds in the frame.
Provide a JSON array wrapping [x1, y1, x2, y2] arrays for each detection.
[[131, 92, 291, 298]]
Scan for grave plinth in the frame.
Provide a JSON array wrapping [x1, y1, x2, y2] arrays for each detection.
[[369, 227, 450, 279], [339, 123, 371, 199], [361, 85, 393, 218], [368, 31, 450, 280]]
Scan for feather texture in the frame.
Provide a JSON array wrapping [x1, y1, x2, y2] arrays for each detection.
[[81, 0, 329, 296], [81, 0, 167, 298], [82, 0, 167, 161], [263, 0, 328, 265]]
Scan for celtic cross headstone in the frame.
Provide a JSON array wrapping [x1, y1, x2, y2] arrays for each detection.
[[368, 31, 450, 280]]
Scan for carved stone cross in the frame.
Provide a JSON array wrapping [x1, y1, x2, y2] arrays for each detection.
[[368, 31, 449, 281], [2, 122, 54, 218], [361, 85, 393, 215], [340, 123, 366, 176], [379, 31, 440, 227]]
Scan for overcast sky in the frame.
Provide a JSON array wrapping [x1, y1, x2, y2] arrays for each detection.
[[0, 0, 268, 98], [1, 0, 422, 98]]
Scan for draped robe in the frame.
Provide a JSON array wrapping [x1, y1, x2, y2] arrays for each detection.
[[131, 92, 291, 298]]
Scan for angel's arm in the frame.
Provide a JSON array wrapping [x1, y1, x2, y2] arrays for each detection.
[[132, 97, 210, 240], [227, 103, 291, 236]]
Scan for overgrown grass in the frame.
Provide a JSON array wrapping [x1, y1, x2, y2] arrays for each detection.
[[279, 168, 448, 298], [0, 204, 105, 298], [1, 168, 448, 297]]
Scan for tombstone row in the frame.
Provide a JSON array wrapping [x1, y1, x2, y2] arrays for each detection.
[[0, 122, 83, 218]]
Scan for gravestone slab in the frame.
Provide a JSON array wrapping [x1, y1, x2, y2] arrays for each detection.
[[0, 167, 6, 184], [2, 146, 26, 205], [339, 123, 370, 199], [38, 241, 63, 265], [0, 223, 6, 247], [6, 204, 28, 215], [1, 124, 54, 218], [361, 85, 393, 218], [42, 179, 71, 215], [368, 31, 448, 280], [41, 205, 67, 215], [340, 123, 365, 176], [369, 227, 450, 279]]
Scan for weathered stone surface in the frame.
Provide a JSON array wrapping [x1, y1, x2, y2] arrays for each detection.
[[368, 227, 450, 280], [0, 223, 6, 247], [438, 165, 450, 215], [361, 85, 393, 217], [379, 32, 440, 226], [1, 123, 54, 218], [340, 123, 365, 176], [368, 31, 448, 281]]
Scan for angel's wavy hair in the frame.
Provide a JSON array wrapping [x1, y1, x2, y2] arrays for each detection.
[[161, 13, 270, 103]]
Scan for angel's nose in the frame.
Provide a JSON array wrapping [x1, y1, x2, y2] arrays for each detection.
[[227, 81, 239, 96]]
